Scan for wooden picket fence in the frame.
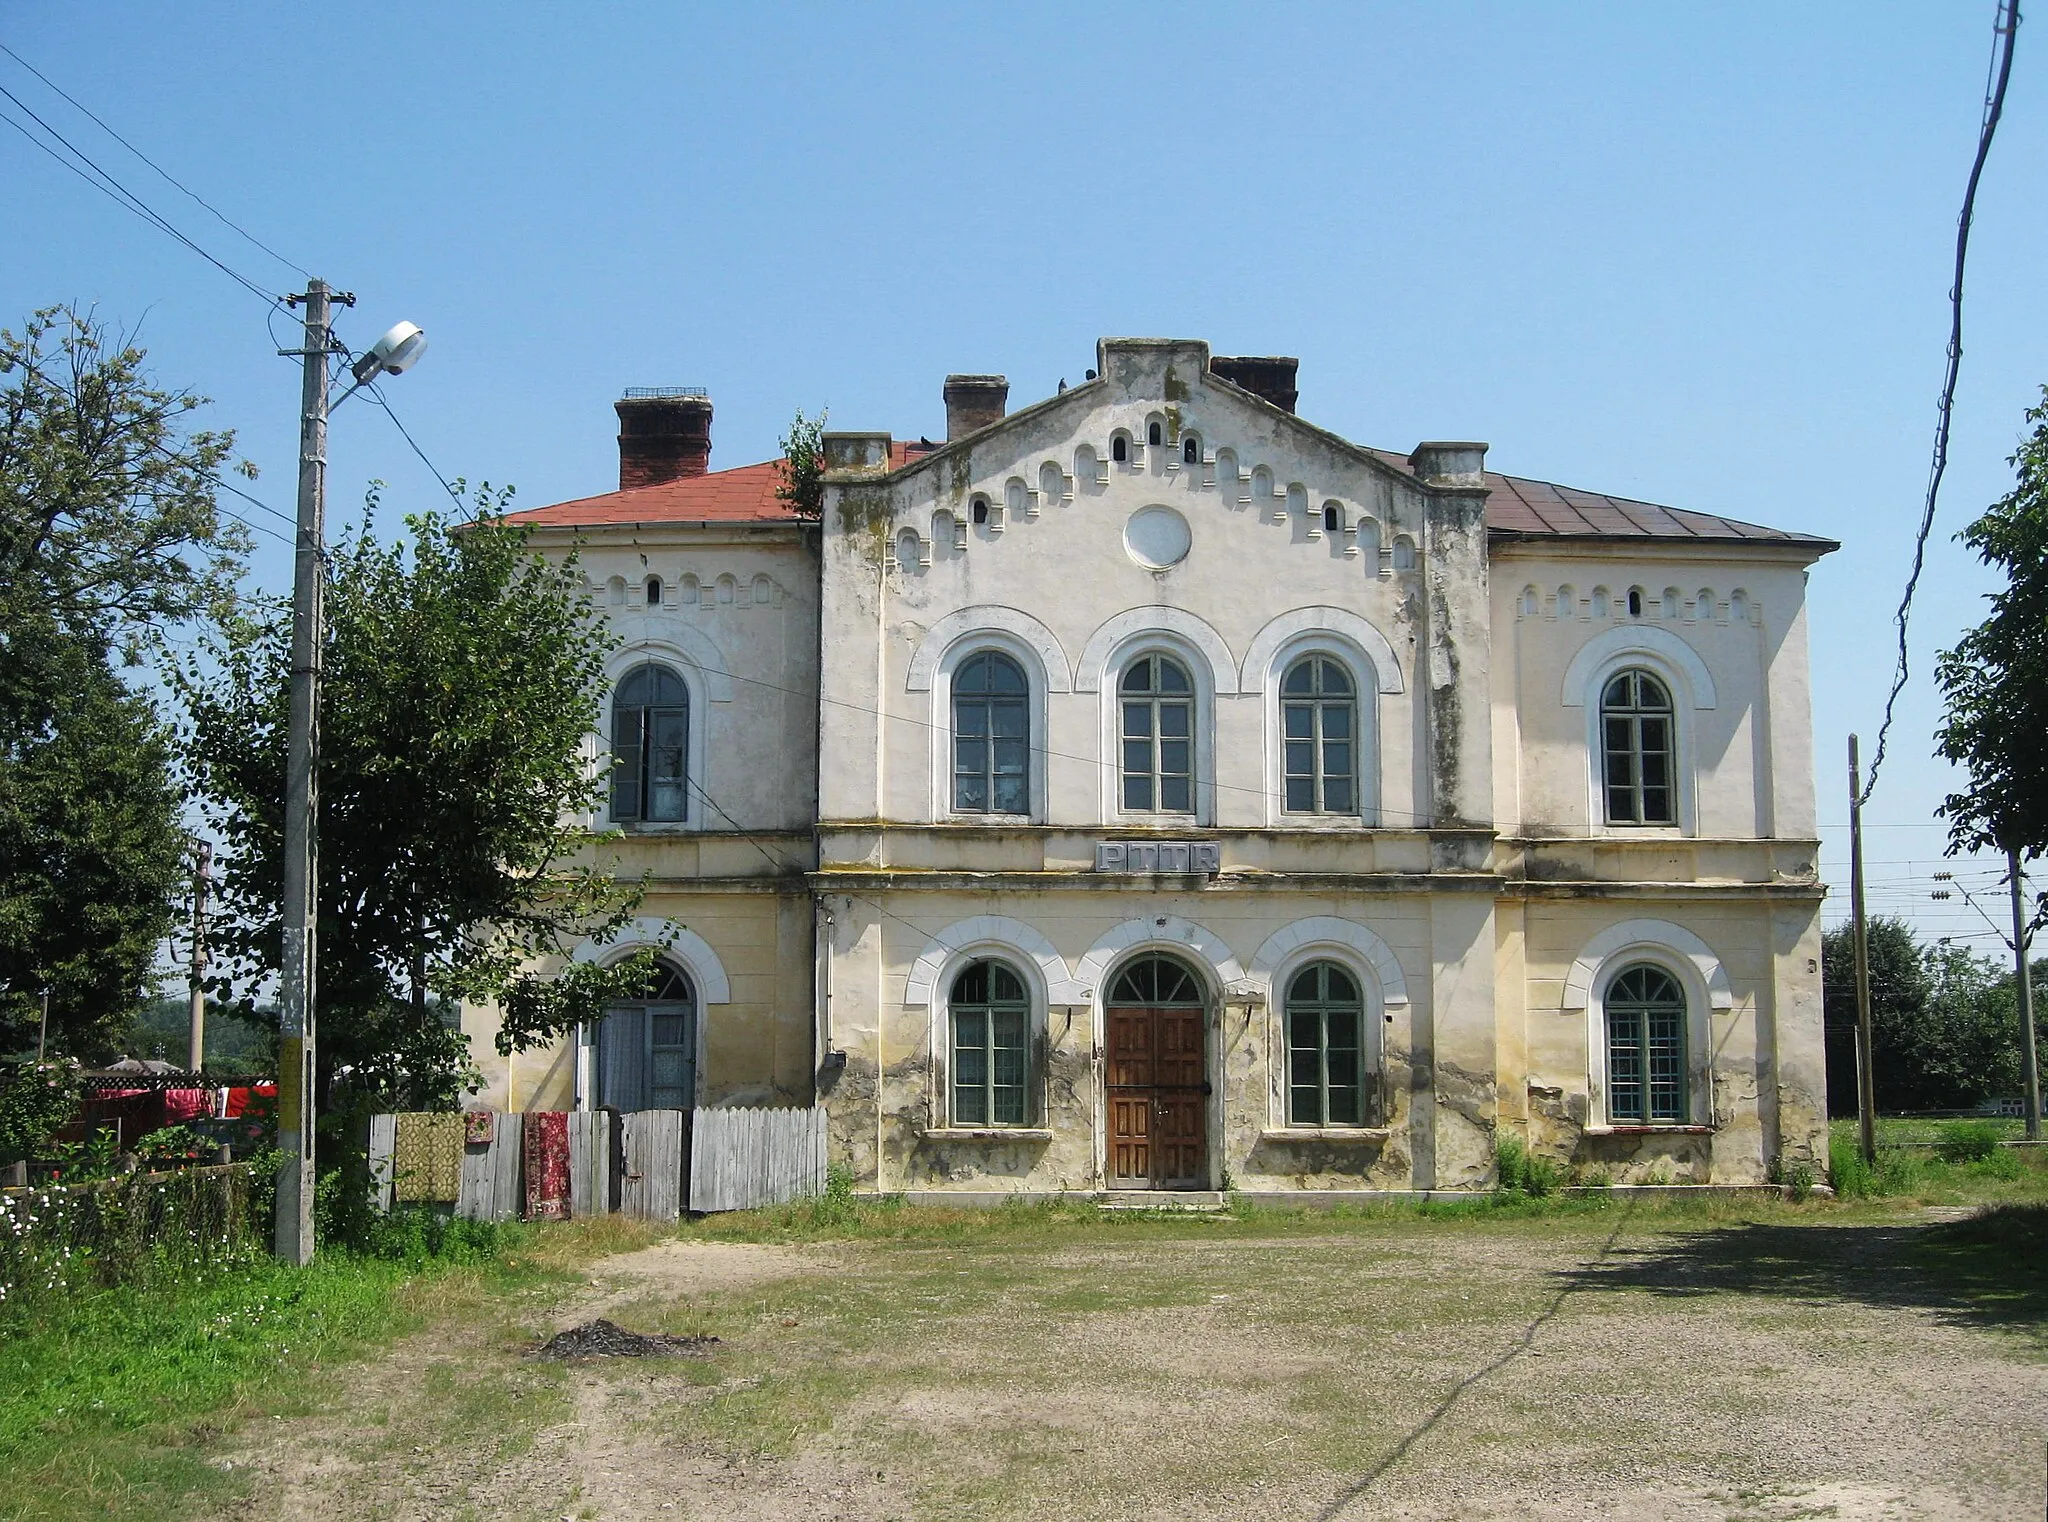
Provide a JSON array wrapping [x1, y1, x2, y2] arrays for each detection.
[[367, 1106, 823, 1223]]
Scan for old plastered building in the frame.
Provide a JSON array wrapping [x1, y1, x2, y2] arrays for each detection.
[[469, 338, 1836, 1198]]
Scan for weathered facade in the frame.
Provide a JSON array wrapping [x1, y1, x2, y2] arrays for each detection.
[[466, 340, 1835, 1197]]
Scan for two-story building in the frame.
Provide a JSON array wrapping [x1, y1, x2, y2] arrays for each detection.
[[470, 338, 1835, 1198]]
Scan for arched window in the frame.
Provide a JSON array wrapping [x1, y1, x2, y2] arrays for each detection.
[[951, 960, 1030, 1125], [1108, 954, 1204, 1006], [596, 959, 696, 1111], [645, 576, 663, 606], [1286, 962, 1369, 1126], [1604, 964, 1687, 1123], [1601, 670, 1675, 825], [952, 651, 1029, 814], [1322, 503, 1341, 532], [612, 663, 689, 823], [971, 495, 990, 525], [1147, 420, 1163, 447], [1282, 655, 1357, 814], [1183, 436, 1200, 464], [1111, 434, 1129, 463], [1120, 653, 1194, 813], [1627, 587, 1644, 618]]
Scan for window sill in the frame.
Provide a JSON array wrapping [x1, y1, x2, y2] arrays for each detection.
[[1260, 1127, 1390, 1143], [922, 1127, 1054, 1142], [1583, 1124, 1715, 1136]]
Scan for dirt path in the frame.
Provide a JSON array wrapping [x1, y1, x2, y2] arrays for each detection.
[[192, 1214, 2048, 1522]]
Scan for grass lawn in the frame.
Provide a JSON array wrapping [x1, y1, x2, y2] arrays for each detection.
[[3, 1146, 2044, 1522]]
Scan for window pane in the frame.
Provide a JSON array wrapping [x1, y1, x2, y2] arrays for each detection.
[[1123, 739, 1153, 776], [611, 708, 643, 820], [988, 656, 1027, 694], [1283, 662, 1315, 695], [1284, 705, 1313, 740], [1607, 1010, 1644, 1122], [1647, 1007, 1685, 1122], [1285, 739, 1314, 777], [1320, 663, 1353, 696], [1324, 777, 1354, 814], [953, 963, 989, 1003], [955, 737, 985, 772], [1642, 786, 1671, 823], [1122, 662, 1152, 694], [1161, 775, 1191, 813], [1286, 777, 1315, 812], [1123, 702, 1153, 738], [1124, 775, 1153, 811], [993, 773, 1027, 813], [1158, 660, 1191, 694], [1323, 741, 1352, 778], [989, 963, 1027, 1003], [1321, 705, 1352, 740], [1159, 703, 1190, 739], [991, 701, 1027, 738], [956, 775, 989, 811], [1159, 740, 1190, 777], [955, 702, 988, 737], [992, 739, 1028, 775]]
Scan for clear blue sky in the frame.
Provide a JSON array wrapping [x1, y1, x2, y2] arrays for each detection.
[[3, 3, 2041, 952]]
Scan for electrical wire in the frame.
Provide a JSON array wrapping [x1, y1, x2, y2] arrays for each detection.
[[0, 87, 281, 310], [0, 41, 309, 281], [364, 382, 465, 508], [1861, 0, 2020, 804]]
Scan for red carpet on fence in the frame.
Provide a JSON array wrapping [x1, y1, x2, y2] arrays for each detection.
[[524, 1111, 570, 1220]]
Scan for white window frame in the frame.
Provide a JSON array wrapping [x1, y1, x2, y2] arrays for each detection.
[[604, 656, 709, 833], [1104, 638, 1214, 825], [1581, 945, 1717, 1131], [927, 631, 1051, 824]]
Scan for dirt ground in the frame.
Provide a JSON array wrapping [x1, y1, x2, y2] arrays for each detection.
[[193, 1208, 2047, 1522]]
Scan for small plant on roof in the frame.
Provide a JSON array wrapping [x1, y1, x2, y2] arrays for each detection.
[[777, 407, 828, 517]]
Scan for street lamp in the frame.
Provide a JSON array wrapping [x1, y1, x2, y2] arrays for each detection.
[[274, 280, 426, 1265]]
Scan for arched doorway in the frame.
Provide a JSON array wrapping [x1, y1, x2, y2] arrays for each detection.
[[1104, 954, 1208, 1189], [595, 960, 697, 1112]]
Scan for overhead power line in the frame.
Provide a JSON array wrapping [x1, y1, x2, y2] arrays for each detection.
[[0, 41, 309, 282], [1861, 0, 2021, 804], [0, 84, 280, 309]]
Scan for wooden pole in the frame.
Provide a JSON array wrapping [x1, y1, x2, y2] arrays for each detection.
[[2009, 846, 2041, 1141], [1850, 735, 1877, 1166], [186, 840, 211, 1073]]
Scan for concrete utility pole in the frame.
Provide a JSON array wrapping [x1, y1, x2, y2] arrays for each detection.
[[2008, 847, 2041, 1141], [276, 278, 348, 1265], [1849, 735, 1877, 1167], [186, 840, 211, 1072]]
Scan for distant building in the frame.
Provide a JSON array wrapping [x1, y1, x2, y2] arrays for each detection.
[[470, 339, 1836, 1197]]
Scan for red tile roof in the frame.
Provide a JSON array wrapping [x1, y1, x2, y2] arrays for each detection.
[[503, 443, 937, 530], [510, 441, 1832, 548]]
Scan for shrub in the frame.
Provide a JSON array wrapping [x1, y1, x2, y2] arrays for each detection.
[[1494, 1136, 1560, 1197], [1786, 1163, 1816, 1201], [1937, 1120, 2003, 1165]]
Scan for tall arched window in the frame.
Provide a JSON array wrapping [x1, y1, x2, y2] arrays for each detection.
[[953, 651, 1029, 814], [1120, 653, 1194, 813], [1286, 961, 1369, 1126], [612, 663, 689, 823], [1183, 436, 1200, 464], [951, 960, 1030, 1126], [596, 959, 696, 1111], [1282, 655, 1357, 814], [1601, 669, 1675, 825], [1111, 434, 1129, 463], [1604, 964, 1687, 1123]]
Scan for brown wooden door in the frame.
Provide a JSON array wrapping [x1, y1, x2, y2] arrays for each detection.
[[1106, 1005, 1207, 1189]]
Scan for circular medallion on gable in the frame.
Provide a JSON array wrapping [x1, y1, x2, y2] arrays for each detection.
[[1124, 505, 1192, 569]]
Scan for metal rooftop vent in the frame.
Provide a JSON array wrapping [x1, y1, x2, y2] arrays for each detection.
[[621, 386, 708, 399]]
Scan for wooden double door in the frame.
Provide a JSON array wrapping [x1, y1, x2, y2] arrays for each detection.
[[1106, 1000, 1208, 1189]]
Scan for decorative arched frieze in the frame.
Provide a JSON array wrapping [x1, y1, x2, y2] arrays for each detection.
[[1071, 916, 1246, 998], [1560, 626, 1716, 711], [1239, 607, 1404, 695], [905, 605, 1073, 693], [1074, 608, 1240, 695], [903, 916, 1081, 1006], [1559, 919, 1733, 1012], [571, 916, 732, 1004], [1249, 917, 1409, 1006]]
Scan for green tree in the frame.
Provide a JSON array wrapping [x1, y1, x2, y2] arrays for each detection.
[[173, 493, 652, 1117], [775, 407, 827, 517], [1936, 386, 2048, 884], [1821, 916, 2023, 1112], [0, 307, 245, 1054]]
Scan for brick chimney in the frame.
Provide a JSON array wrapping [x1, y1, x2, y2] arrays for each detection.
[[1210, 355, 1299, 414], [943, 374, 1008, 441], [615, 388, 712, 489]]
